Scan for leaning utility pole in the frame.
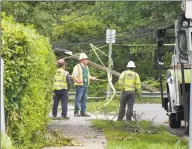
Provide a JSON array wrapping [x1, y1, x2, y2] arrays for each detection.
[[61, 53, 160, 92]]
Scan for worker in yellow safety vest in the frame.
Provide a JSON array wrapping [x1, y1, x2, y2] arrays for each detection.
[[117, 61, 141, 121], [52, 59, 71, 119], [72, 53, 96, 117]]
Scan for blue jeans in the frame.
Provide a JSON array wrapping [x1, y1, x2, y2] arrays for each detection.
[[74, 86, 88, 113]]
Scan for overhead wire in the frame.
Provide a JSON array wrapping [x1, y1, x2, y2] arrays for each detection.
[[53, 14, 176, 47], [52, 2, 178, 46], [53, 2, 178, 60], [53, 1, 179, 120], [61, 45, 108, 60], [53, 28, 155, 47]]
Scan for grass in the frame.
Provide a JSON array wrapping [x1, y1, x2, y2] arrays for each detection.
[[87, 99, 119, 114], [68, 96, 161, 104], [86, 97, 161, 114], [92, 120, 188, 149], [136, 97, 161, 104]]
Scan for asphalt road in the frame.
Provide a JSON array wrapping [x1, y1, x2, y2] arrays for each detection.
[[134, 104, 186, 136]]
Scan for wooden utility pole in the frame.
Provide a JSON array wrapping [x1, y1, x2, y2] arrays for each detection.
[[64, 54, 159, 92]]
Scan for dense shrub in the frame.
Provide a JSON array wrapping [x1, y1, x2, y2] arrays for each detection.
[[1, 13, 56, 148], [1, 133, 14, 149]]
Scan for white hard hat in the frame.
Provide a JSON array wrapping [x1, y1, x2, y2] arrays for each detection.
[[126, 61, 136, 68], [78, 53, 88, 60]]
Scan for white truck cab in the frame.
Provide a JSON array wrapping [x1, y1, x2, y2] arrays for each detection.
[[157, 1, 192, 135]]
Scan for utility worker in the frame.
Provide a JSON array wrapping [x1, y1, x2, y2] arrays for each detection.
[[117, 61, 141, 121], [72, 53, 96, 117], [52, 59, 71, 119]]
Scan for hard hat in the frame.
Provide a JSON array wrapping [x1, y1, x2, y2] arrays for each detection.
[[57, 59, 65, 66], [126, 61, 136, 68], [78, 53, 88, 60]]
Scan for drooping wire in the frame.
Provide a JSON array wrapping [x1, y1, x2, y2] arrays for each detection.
[[90, 44, 117, 111], [61, 45, 108, 60]]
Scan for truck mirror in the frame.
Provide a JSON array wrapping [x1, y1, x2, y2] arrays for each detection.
[[177, 30, 187, 53], [157, 40, 164, 47], [157, 29, 166, 58], [157, 40, 164, 57], [158, 47, 164, 57], [185, 1, 192, 19], [179, 53, 189, 64]]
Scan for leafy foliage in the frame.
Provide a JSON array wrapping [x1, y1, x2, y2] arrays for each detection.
[[51, 1, 181, 89], [2, 1, 182, 89], [1, 2, 54, 36], [1, 13, 56, 148], [0, 2, 185, 148]]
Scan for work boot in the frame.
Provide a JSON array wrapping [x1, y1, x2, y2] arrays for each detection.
[[62, 116, 70, 119], [117, 116, 123, 121], [117, 118, 122, 121], [80, 112, 90, 117], [52, 115, 57, 120], [74, 112, 81, 117], [61, 113, 70, 119]]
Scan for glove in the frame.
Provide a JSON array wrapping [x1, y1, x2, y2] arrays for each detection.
[[91, 76, 96, 81], [136, 89, 142, 98]]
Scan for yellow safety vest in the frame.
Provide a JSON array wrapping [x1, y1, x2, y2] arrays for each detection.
[[118, 70, 141, 91], [53, 68, 68, 90], [72, 64, 90, 86], [167, 69, 191, 84]]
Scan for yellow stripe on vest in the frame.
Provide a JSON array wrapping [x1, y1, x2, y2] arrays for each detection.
[[53, 69, 68, 90]]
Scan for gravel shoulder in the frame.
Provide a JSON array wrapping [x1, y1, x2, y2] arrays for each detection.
[[42, 105, 107, 149]]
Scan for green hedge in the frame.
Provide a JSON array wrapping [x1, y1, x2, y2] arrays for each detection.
[[1, 133, 14, 149], [1, 13, 56, 148]]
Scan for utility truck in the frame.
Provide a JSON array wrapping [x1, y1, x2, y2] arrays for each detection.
[[157, 2, 192, 134]]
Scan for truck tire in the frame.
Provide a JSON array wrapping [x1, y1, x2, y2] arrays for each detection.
[[169, 114, 181, 128], [184, 121, 189, 135], [168, 90, 181, 128]]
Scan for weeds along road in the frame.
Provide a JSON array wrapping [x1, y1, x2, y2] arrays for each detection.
[[44, 104, 186, 149], [134, 104, 186, 137]]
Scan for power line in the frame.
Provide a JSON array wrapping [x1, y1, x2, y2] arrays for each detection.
[[52, 1, 178, 44], [52, 27, 156, 47], [52, 2, 180, 48], [53, 14, 176, 47]]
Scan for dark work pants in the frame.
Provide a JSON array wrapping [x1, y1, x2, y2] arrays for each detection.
[[52, 89, 68, 117], [118, 91, 135, 121]]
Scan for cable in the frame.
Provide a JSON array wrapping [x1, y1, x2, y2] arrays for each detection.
[[53, 29, 155, 47], [52, 2, 178, 45], [53, 14, 176, 47], [89, 44, 117, 110], [60, 45, 108, 60]]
